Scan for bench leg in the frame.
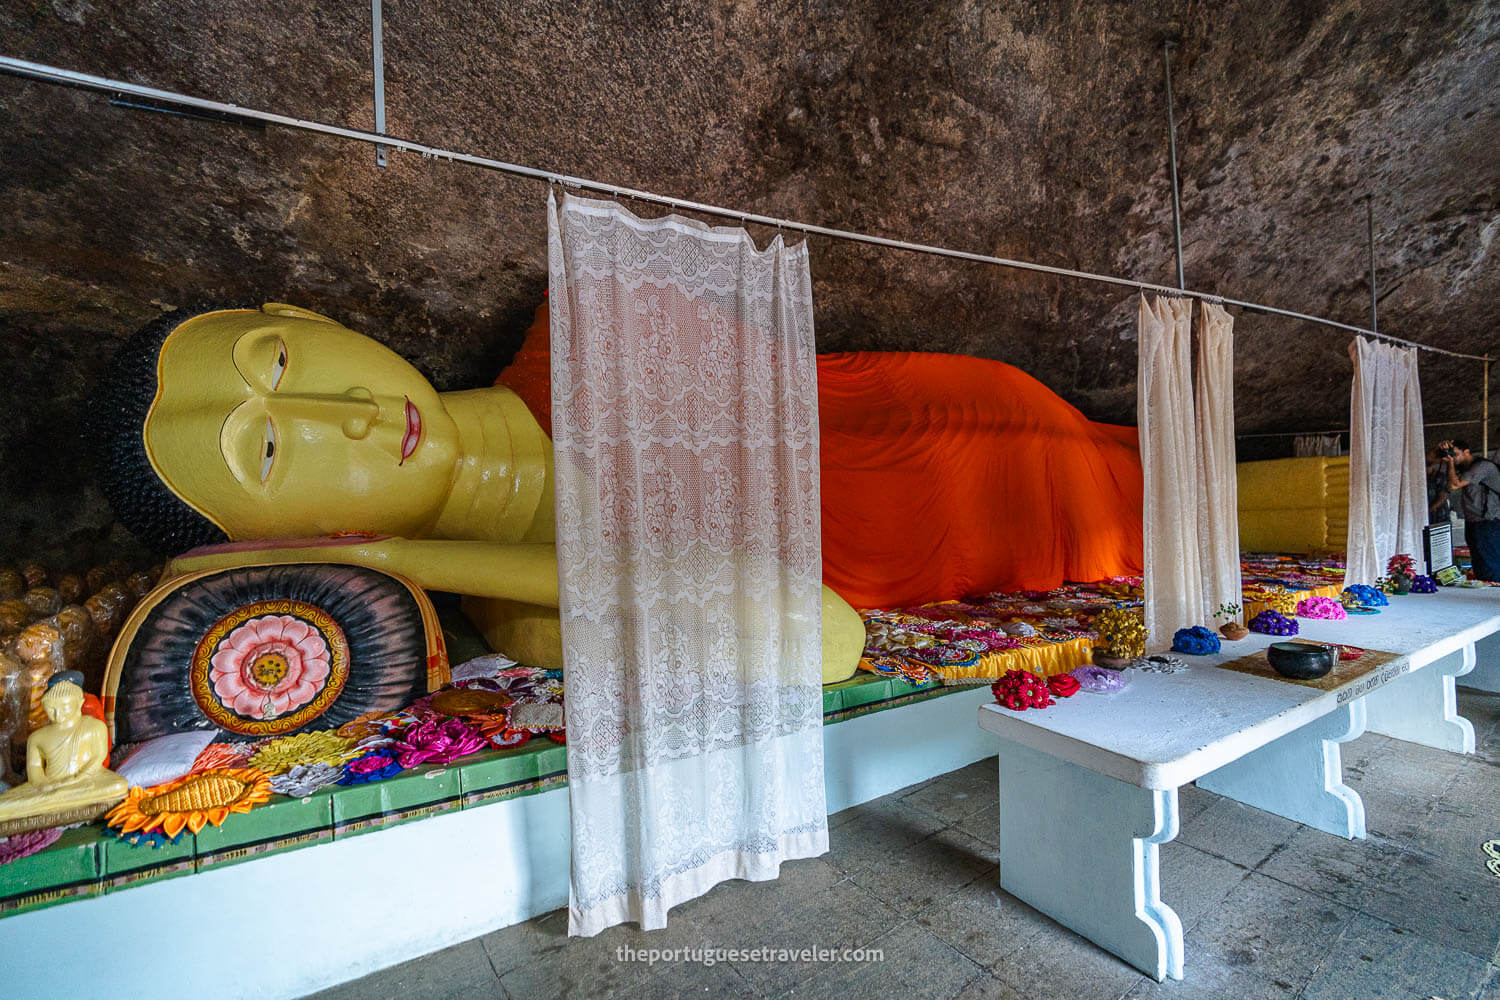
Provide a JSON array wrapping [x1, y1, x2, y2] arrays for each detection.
[[1197, 699, 1366, 839], [1363, 645, 1476, 754], [994, 741, 1184, 981], [1464, 633, 1500, 693]]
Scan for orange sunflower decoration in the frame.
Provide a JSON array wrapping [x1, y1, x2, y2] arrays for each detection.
[[106, 768, 273, 839]]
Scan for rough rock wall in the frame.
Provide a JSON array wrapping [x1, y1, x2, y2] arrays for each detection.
[[0, 0, 1496, 562]]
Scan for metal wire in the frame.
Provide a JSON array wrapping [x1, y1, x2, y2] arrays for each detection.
[[0, 54, 1490, 363], [1236, 418, 1480, 439]]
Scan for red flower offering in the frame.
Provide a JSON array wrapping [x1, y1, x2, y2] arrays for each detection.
[[1047, 674, 1081, 698], [990, 669, 1053, 711]]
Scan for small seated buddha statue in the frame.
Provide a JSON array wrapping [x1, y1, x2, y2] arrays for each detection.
[[0, 673, 128, 835]]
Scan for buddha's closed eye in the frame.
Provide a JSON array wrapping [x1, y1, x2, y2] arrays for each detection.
[[260, 418, 277, 483]]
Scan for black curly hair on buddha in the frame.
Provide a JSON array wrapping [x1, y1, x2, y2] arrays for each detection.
[[91, 307, 236, 555]]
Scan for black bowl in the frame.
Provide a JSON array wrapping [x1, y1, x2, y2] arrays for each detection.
[[1266, 642, 1335, 680]]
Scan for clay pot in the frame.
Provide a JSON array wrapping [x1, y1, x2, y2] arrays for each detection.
[[1219, 622, 1249, 641], [1392, 574, 1412, 595]]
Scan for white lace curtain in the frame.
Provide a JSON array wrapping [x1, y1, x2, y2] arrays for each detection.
[[1195, 302, 1242, 620], [1345, 337, 1425, 586], [548, 192, 828, 937], [1138, 296, 1240, 646], [1139, 296, 1198, 646]]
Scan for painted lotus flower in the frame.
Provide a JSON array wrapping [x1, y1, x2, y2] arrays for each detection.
[[209, 614, 331, 720]]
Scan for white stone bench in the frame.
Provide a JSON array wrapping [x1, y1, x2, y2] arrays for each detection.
[[975, 587, 1500, 981]]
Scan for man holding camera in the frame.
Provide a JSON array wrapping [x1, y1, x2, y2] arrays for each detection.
[[1440, 439, 1500, 581]]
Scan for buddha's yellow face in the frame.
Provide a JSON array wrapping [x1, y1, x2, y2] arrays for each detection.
[[143, 304, 459, 540]]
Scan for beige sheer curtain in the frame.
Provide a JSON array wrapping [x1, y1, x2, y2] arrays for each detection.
[[1345, 337, 1426, 586], [549, 192, 828, 937], [1138, 295, 1201, 649], [1195, 302, 1242, 620]]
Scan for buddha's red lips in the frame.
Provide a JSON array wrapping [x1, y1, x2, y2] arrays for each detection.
[[400, 398, 421, 464]]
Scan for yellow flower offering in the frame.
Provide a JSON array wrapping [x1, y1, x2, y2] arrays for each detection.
[[249, 731, 361, 776], [1094, 607, 1147, 659]]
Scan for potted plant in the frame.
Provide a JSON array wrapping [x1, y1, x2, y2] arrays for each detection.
[[1215, 602, 1247, 641], [1386, 554, 1417, 594]]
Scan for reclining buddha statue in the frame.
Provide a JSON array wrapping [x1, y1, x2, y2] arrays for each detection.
[[96, 302, 1146, 687], [96, 303, 868, 683]]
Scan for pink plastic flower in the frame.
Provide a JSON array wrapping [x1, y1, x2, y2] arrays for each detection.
[[209, 614, 332, 720], [393, 717, 487, 768], [1295, 596, 1347, 620]]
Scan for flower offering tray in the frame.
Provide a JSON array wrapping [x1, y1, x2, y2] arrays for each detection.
[[1211, 639, 1401, 691]]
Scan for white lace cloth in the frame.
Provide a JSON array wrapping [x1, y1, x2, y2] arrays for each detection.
[[1194, 302, 1242, 619], [548, 192, 827, 937], [1345, 338, 1426, 585], [1138, 295, 1203, 648]]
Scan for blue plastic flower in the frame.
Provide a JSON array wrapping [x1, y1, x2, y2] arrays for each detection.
[[338, 747, 404, 785], [1171, 626, 1221, 656], [1410, 574, 1438, 594], [1341, 584, 1388, 608]]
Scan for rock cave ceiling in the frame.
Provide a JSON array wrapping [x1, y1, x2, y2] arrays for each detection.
[[0, 0, 1497, 560]]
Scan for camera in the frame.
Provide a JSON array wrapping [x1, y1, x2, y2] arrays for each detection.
[[1439, 444, 1457, 458]]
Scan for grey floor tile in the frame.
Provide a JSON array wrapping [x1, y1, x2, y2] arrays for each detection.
[[1158, 841, 1253, 931], [1175, 798, 1301, 869], [956, 966, 1138, 1000], [985, 920, 1145, 1000], [1357, 850, 1500, 962], [1457, 689, 1500, 742], [1421, 767, 1500, 870], [1123, 951, 1301, 1000], [1178, 782, 1222, 828], [673, 855, 846, 925], [898, 757, 998, 825], [615, 953, 765, 999], [1254, 823, 1404, 908], [489, 906, 710, 1000], [1354, 781, 1443, 850], [1355, 736, 1469, 800], [1339, 732, 1394, 775], [690, 869, 903, 997], [952, 800, 1002, 847], [307, 938, 504, 1000], [1186, 871, 1354, 989], [1301, 912, 1495, 1000], [828, 777, 933, 829], [911, 869, 1055, 969], [824, 795, 950, 875], [1474, 732, 1500, 767], [848, 826, 1000, 916], [790, 920, 984, 1000]]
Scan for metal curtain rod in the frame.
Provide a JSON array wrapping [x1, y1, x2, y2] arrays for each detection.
[[1236, 418, 1481, 439], [0, 54, 1489, 364]]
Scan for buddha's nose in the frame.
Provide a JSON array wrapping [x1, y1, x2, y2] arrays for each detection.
[[273, 386, 380, 439]]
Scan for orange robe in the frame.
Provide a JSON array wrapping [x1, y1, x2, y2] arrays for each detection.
[[498, 304, 1144, 608]]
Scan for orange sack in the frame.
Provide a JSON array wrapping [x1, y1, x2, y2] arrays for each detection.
[[498, 303, 1144, 608]]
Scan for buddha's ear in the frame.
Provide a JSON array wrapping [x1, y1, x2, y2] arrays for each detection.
[[261, 303, 341, 325]]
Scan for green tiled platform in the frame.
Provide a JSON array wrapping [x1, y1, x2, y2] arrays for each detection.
[[0, 671, 961, 919]]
